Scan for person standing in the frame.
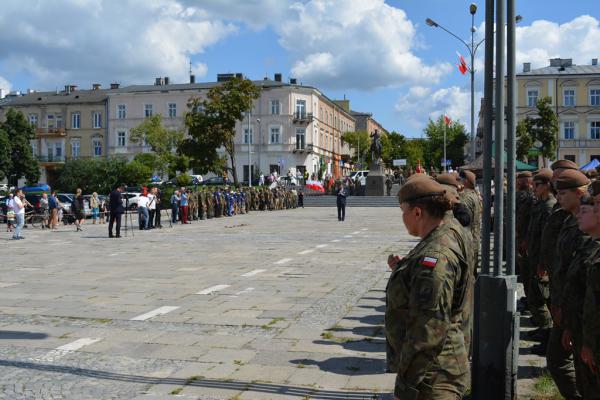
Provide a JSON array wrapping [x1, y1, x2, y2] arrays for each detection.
[[137, 189, 149, 230], [90, 192, 99, 225], [386, 175, 470, 398], [179, 188, 188, 224], [40, 193, 49, 229], [48, 191, 59, 229], [170, 190, 179, 224], [147, 188, 156, 229], [72, 188, 85, 232], [385, 175, 393, 196], [336, 183, 347, 222], [108, 184, 125, 238], [298, 188, 304, 208], [153, 187, 162, 228], [5, 193, 15, 232], [11, 190, 25, 240]]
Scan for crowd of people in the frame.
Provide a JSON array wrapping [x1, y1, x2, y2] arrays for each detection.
[[517, 160, 600, 399]]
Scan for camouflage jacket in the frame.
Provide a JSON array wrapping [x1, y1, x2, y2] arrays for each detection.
[[539, 206, 569, 274], [516, 189, 535, 246], [460, 189, 482, 244], [386, 222, 470, 397], [583, 240, 600, 352], [562, 236, 597, 336], [526, 195, 556, 267]]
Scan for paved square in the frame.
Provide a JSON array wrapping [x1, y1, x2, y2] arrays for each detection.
[[0, 207, 416, 399]]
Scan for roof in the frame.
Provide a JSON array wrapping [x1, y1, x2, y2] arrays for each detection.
[[519, 64, 600, 77]]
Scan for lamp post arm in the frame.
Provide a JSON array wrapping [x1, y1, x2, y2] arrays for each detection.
[[434, 22, 471, 51]]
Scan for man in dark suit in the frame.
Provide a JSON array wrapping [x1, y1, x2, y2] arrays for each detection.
[[336, 182, 347, 221], [108, 184, 125, 238]]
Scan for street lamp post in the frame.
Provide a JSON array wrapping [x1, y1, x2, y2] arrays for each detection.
[[426, 7, 522, 162], [247, 111, 252, 188]]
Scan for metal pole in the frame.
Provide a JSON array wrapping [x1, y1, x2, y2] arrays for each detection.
[[506, 0, 516, 275], [444, 116, 447, 172], [493, 0, 505, 276], [248, 111, 252, 187], [481, 0, 494, 276], [471, 13, 476, 161]]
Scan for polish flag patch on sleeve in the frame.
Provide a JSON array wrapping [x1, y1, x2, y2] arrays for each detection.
[[421, 256, 438, 268]]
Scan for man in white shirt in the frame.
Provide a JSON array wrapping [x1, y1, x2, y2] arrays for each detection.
[[12, 189, 25, 240], [147, 190, 156, 229], [137, 192, 150, 230]]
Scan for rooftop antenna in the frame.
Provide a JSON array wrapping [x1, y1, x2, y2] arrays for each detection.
[[189, 61, 192, 77]]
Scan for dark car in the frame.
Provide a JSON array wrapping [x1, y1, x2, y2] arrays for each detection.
[[25, 194, 44, 212], [201, 176, 228, 186]]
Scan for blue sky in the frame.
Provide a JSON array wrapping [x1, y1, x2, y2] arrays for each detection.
[[1, 0, 599, 137]]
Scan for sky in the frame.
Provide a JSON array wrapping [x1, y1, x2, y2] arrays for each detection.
[[1, 0, 599, 137]]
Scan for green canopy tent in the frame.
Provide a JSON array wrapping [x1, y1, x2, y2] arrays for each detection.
[[461, 148, 536, 172]]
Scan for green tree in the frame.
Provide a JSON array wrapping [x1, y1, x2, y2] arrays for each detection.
[[0, 127, 10, 181], [516, 119, 533, 161], [423, 116, 468, 170], [402, 138, 427, 169], [521, 97, 558, 167], [381, 131, 407, 167], [182, 77, 260, 185], [129, 114, 186, 178], [1, 108, 40, 185], [341, 130, 370, 167]]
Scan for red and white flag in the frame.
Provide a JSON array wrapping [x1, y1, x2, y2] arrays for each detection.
[[456, 51, 468, 75], [444, 115, 452, 126]]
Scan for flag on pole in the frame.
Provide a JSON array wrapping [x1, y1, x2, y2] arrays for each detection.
[[444, 115, 452, 126], [456, 51, 468, 75], [416, 159, 423, 174]]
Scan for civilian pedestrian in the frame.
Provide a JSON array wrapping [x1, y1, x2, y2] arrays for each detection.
[[12, 189, 25, 240], [90, 192, 100, 224], [72, 188, 85, 231], [147, 188, 156, 229], [153, 187, 162, 228], [108, 184, 125, 238], [336, 182, 347, 221], [180, 187, 189, 224], [170, 190, 179, 224], [137, 189, 149, 230], [48, 191, 58, 229], [5, 193, 14, 232], [298, 188, 304, 208], [40, 193, 49, 229]]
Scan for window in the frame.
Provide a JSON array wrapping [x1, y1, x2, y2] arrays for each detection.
[[270, 99, 280, 115], [71, 112, 81, 129], [591, 121, 600, 139], [31, 141, 37, 157], [295, 99, 306, 118], [55, 142, 62, 157], [93, 138, 102, 156], [243, 127, 253, 144], [243, 165, 255, 183], [565, 155, 576, 162], [117, 104, 126, 119], [564, 89, 575, 107], [56, 115, 63, 129], [93, 112, 102, 128], [564, 121, 575, 139], [144, 104, 153, 117], [117, 130, 126, 147], [527, 89, 539, 107], [296, 128, 305, 150], [168, 103, 177, 118], [47, 114, 55, 129], [270, 127, 281, 144], [28, 114, 38, 127], [71, 139, 80, 157], [269, 164, 280, 175], [591, 89, 600, 106]]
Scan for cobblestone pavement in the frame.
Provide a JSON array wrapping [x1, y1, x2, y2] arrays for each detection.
[[1, 207, 420, 399]]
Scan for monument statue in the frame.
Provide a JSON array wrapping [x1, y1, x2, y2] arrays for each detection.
[[370, 129, 382, 165]]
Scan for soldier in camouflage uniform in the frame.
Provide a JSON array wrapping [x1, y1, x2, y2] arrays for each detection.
[[515, 171, 534, 308], [386, 175, 470, 399], [543, 163, 588, 400], [459, 170, 482, 268], [525, 168, 555, 354]]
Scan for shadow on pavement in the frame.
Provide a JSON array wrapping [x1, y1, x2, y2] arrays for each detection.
[[0, 359, 385, 399], [289, 356, 385, 376], [0, 331, 48, 339]]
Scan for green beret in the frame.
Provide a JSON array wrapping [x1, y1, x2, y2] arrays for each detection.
[[398, 175, 446, 203], [517, 171, 532, 178], [436, 173, 460, 188], [441, 184, 460, 203], [459, 170, 476, 187], [551, 159, 579, 171], [533, 168, 552, 183], [590, 180, 600, 197], [554, 169, 590, 190]]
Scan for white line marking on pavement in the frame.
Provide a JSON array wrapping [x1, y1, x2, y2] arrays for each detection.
[[31, 338, 102, 363], [351, 231, 361, 234], [0, 282, 20, 288], [177, 267, 201, 272], [330, 239, 341, 243], [298, 249, 315, 255], [230, 287, 255, 298], [316, 244, 329, 248], [344, 235, 352, 238], [241, 269, 267, 277], [196, 284, 230, 295], [108, 253, 121, 257], [361, 228, 368, 231], [274, 258, 292, 265], [131, 306, 179, 321]]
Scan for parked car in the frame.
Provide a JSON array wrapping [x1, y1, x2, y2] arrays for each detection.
[[57, 193, 74, 214], [121, 192, 142, 210], [201, 176, 228, 186]]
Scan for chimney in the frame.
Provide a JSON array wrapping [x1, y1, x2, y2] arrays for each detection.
[[92, 83, 101, 90], [523, 63, 531, 72], [290, 78, 297, 85], [69, 85, 77, 92], [110, 83, 120, 89], [190, 74, 195, 84], [274, 73, 282, 82], [593, 59, 598, 66], [64, 85, 71, 94], [0, 88, 5, 99], [155, 77, 163, 85], [164, 76, 170, 85]]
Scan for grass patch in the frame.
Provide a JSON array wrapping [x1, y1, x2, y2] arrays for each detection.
[[233, 359, 243, 365], [297, 363, 305, 368], [533, 372, 562, 399], [261, 317, 286, 330], [185, 375, 203, 385], [321, 332, 334, 340], [169, 387, 183, 395], [58, 333, 71, 339]]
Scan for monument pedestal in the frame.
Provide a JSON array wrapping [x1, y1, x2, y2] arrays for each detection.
[[365, 162, 386, 196]]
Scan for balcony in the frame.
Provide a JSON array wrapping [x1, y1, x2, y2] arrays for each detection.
[[37, 155, 66, 164], [36, 127, 67, 137], [292, 112, 313, 124]]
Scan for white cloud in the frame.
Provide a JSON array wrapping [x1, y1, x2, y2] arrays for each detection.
[[0, 75, 12, 97], [179, 0, 288, 29], [395, 86, 481, 134], [0, 0, 237, 89], [276, 0, 452, 90]]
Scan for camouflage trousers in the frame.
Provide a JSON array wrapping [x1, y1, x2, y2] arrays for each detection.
[[573, 334, 600, 400], [527, 266, 552, 329], [547, 325, 582, 400], [395, 369, 468, 400]]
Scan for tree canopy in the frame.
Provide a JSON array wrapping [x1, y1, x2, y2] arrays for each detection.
[[423, 116, 468, 170], [182, 77, 260, 185], [517, 97, 558, 166], [0, 108, 40, 185], [341, 130, 370, 168]]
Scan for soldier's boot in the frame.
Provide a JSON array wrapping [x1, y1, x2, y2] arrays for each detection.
[[546, 325, 583, 400], [530, 328, 550, 355]]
